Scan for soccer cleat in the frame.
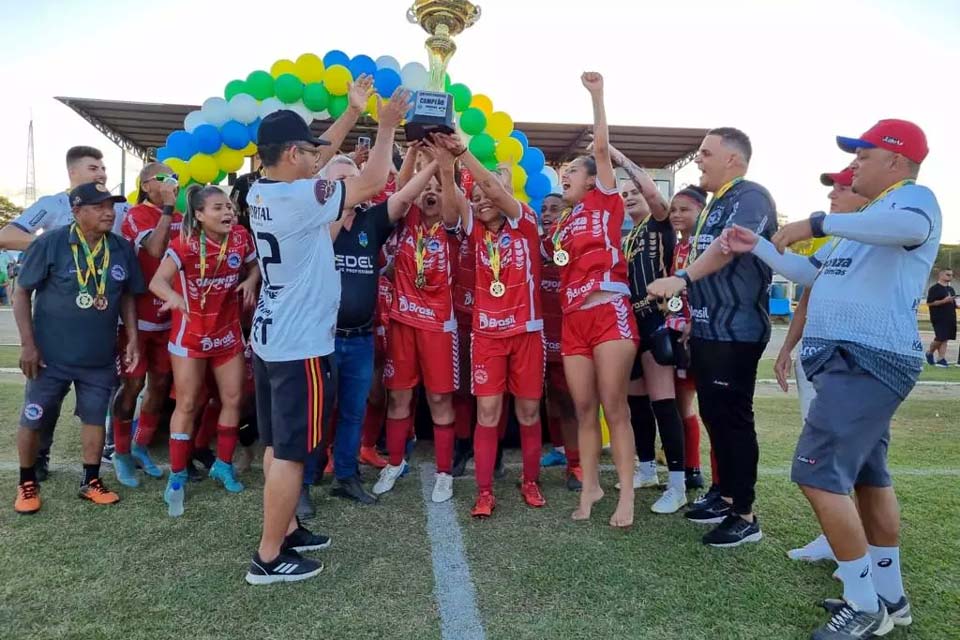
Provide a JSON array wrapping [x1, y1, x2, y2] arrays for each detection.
[[34, 454, 50, 483], [541, 447, 567, 468], [358, 445, 388, 469], [693, 485, 721, 507], [787, 533, 835, 562], [471, 491, 496, 518], [296, 486, 315, 519], [186, 460, 205, 483], [925, 352, 935, 365], [566, 465, 583, 492], [209, 460, 245, 493], [14, 481, 41, 514], [702, 514, 762, 548], [520, 481, 546, 508], [113, 453, 140, 488], [651, 485, 688, 514], [685, 492, 732, 524], [245, 550, 324, 585], [79, 478, 120, 505], [615, 465, 659, 490], [822, 595, 912, 628], [101, 445, 115, 465], [282, 519, 332, 553], [811, 598, 893, 639], [131, 444, 163, 478], [373, 462, 407, 496], [432, 472, 454, 503], [935, 359, 950, 368], [685, 467, 705, 491], [193, 448, 216, 471]]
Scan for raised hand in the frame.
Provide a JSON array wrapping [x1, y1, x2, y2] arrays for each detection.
[[719, 224, 759, 255], [581, 71, 604, 94], [347, 74, 375, 112], [378, 88, 413, 129], [772, 219, 813, 254], [422, 134, 458, 167]]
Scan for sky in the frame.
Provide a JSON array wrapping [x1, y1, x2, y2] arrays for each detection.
[[1, 0, 957, 241]]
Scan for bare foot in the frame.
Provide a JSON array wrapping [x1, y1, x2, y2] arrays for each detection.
[[609, 497, 634, 528], [571, 488, 604, 521]]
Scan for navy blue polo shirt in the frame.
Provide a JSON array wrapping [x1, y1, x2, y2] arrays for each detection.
[[17, 225, 145, 367], [334, 202, 395, 330]]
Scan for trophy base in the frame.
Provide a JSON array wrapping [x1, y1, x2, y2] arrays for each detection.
[[404, 121, 455, 141]]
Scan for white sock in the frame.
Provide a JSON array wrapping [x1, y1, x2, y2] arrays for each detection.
[[835, 554, 880, 612], [640, 460, 657, 476], [869, 544, 905, 603], [668, 471, 685, 491]]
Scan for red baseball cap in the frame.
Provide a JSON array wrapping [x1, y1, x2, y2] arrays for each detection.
[[820, 167, 854, 187], [836, 119, 928, 164]]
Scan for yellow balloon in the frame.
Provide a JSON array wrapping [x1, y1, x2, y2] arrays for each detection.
[[295, 53, 325, 83], [188, 153, 218, 184], [470, 93, 493, 116], [214, 147, 245, 173], [365, 94, 379, 120], [487, 111, 514, 140], [270, 59, 297, 79], [323, 64, 352, 96], [127, 190, 139, 205], [241, 142, 258, 157], [165, 158, 190, 186], [510, 164, 528, 191], [495, 138, 524, 164]]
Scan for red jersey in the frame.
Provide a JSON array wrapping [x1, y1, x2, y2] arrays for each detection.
[[389, 205, 456, 333], [469, 204, 543, 337], [371, 174, 398, 205], [665, 237, 693, 332], [452, 227, 476, 327], [166, 225, 256, 357], [552, 184, 630, 313], [541, 234, 564, 363], [121, 202, 184, 331]]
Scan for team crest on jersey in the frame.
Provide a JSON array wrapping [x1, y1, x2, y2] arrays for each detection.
[[110, 265, 126, 281], [227, 253, 242, 269], [314, 179, 337, 205], [572, 203, 584, 215], [358, 231, 369, 248], [427, 239, 442, 253], [473, 367, 489, 385], [24, 403, 44, 421], [384, 361, 395, 379], [499, 235, 511, 249], [707, 210, 721, 225]]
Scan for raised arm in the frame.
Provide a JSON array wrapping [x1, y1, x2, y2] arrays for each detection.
[[388, 160, 439, 222], [581, 72, 616, 192], [820, 207, 931, 247], [435, 133, 518, 223], [316, 75, 374, 169], [0, 226, 36, 251], [422, 137, 467, 228], [396, 145, 420, 190], [140, 181, 178, 259], [609, 143, 669, 221]]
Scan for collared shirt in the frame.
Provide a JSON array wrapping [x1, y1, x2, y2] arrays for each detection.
[[16, 225, 145, 367], [12, 192, 128, 236]]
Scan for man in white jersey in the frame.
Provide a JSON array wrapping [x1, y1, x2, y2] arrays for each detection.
[[0, 145, 130, 481], [722, 119, 939, 639], [243, 89, 409, 585]]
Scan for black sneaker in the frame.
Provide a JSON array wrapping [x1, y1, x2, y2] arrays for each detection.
[[811, 598, 893, 639], [702, 514, 763, 548], [193, 448, 216, 471], [34, 454, 50, 483], [296, 486, 315, 519], [330, 476, 377, 505], [685, 467, 704, 491], [101, 445, 115, 465], [685, 492, 732, 524], [692, 484, 721, 507], [186, 460, 205, 483], [245, 549, 323, 585], [822, 595, 912, 628], [451, 438, 473, 478], [282, 519, 332, 553], [494, 446, 506, 479]]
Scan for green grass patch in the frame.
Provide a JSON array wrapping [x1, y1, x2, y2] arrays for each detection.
[[757, 357, 960, 383], [0, 345, 18, 369]]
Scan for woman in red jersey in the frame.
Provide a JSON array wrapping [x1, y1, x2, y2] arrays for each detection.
[[149, 185, 260, 512], [554, 73, 639, 527]]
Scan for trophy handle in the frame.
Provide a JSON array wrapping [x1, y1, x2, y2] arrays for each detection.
[[406, 7, 420, 24], [465, 4, 481, 27]]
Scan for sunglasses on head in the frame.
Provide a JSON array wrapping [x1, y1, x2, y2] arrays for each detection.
[[149, 173, 179, 184]]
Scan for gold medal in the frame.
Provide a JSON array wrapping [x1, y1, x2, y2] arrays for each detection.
[[93, 295, 109, 311], [550, 207, 574, 268], [76, 292, 94, 309], [489, 281, 506, 298], [415, 274, 426, 289], [667, 296, 683, 313], [553, 249, 570, 266], [414, 222, 441, 292]]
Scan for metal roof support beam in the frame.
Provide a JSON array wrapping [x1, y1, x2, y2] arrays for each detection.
[[55, 98, 150, 160]]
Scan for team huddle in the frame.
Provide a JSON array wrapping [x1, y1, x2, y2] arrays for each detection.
[[4, 70, 941, 640]]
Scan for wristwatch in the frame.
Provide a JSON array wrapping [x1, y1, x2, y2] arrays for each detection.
[[675, 269, 693, 288], [809, 211, 827, 238]]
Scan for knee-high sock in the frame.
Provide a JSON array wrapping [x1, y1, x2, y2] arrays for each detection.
[[628, 395, 656, 461], [114, 419, 132, 455], [473, 424, 498, 493], [683, 415, 701, 468], [216, 424, 239, 463], [133, 411, 161, 448], [651, 399, 685, 472], [386, 416, 411, 466], [169, 433, 192, 474], [361, 401, 386, 448], [520, 421, 542, 483], [453, 395, 473, 440], [547, 415, 564, 449], [434, 422, 455, 474]]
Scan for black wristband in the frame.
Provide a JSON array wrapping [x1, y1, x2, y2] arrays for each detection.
[[809, 211, 827, 238], [161, 205, 175, 217]]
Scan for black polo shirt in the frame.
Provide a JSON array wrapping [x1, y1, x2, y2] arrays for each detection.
[[334, 202, 395, 330], [17, 225, 145, 367]]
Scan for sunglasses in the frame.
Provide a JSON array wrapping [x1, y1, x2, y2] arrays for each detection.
[[147, 173, 179, 184]]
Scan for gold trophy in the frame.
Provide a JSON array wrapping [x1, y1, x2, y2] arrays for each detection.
[[404, 0, 481, 140]]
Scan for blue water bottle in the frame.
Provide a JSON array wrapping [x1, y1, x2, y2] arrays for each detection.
[[167, 482, 184, 517]]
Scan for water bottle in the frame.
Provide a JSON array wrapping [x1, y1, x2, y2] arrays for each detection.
[[167, 482, 184, 517]]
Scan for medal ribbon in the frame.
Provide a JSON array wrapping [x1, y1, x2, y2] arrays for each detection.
[[199, 229, 229, 309], [414, 222, 442, 285], [71, 223, 109, 298], [622, 214, 651, 262], [484, 231, 502, 286], [550, 207, 575, 255], [687, 176, 744, 265]]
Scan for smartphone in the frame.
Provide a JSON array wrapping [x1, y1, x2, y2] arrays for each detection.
[[357, 136, 371, 150]]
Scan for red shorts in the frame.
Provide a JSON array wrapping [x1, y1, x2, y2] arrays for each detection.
[[384, 320, 459, 394], [120, 329, 171, 379], [545, 361, 569, 394], [561, 297, 639, 358], [471, 331, 544, 399]]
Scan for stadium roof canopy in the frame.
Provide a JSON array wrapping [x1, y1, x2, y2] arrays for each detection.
[[56, 96, 707, 171]]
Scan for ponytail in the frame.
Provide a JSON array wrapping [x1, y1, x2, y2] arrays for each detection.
[[182, 184, 222, 241]]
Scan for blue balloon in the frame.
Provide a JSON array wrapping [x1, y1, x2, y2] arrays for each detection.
[[373, 68, 402, 98], [323, 49, 350, 69], [194, 124, 222, 155], [247, 118, 261, 143], [348, 55, 377, 80], [525, 172, 552, 200], [220, 120, 250, 150], [156, 146, 173, 162], [166, 130, 198, 160], [520, 147, 546, 174], [529, 198, 544, 218], [510, 130, 529, 149]]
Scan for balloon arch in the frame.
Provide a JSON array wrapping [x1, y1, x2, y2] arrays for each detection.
[[137, 50, 561, 213]]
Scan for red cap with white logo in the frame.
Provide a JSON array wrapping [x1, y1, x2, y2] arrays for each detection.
[[836, 119, 928, 164], [819, 166, 855, 187]]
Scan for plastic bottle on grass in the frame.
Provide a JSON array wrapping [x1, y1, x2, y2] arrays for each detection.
[[167, 482, 184, 517]]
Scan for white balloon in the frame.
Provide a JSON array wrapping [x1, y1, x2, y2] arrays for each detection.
[[311, 109, 330, 122], [400, 62, 429, 91], [201, 97, 230, 127], [375, 55, 401, 73], [289, 102, 314, 124], [258, 97, 284, 119], [228, 94, 259, 124], [183, 110, 207, 133], [541, 166, 560, 189]]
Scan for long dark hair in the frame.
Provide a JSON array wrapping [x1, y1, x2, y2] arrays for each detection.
[[182, 184, 224, 241]]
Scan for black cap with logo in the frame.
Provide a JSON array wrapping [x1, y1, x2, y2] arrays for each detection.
[[69, 182, 126, 208], [257, 110, 331, 147]]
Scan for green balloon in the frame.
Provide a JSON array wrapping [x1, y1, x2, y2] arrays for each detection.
[[246, 70, 275, 100], [302, 83, 331, 112], [460, 107, 487, 135], [175, 189, 187, 212], [213, 170, 227, 184], [469, 133, 496, 161], [449, 83, 472, 112], [275, 73, 304, 104], [444, 73, 452, 91], [328, 94, 349, 118], [482, 158, 500, 171], [225, 79, 248, 101]]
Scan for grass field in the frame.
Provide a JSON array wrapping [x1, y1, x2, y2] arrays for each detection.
[[756, 357, 960, 384], [0, 378, 958, 638]]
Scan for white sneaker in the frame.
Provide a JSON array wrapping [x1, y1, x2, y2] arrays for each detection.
[[651, 485, 687, 514], [787, 533, 836, 562], [432, 472, 453, 503], [373, 462, 407, 495], [616, 467, 659, 490]]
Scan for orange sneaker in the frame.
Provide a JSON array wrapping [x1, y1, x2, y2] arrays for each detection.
[[14, 481, 41, 514], [471, 491, 496, 518], [78, 478, 120, 505], [521, 480, 547, 508], [566, 465, 583, 492], [358, 445, 388, 469]]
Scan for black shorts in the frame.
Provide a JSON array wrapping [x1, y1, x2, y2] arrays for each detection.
[[932, 320, 957, 342], [21, 362, 117, 430], [254, 354, 336, 462]]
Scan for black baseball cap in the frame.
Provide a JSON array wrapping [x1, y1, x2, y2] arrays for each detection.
[[257, 110, 330, 147], [69, 182, 126, 208]]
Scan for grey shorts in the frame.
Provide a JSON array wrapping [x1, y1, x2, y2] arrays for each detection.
[[791, 349, 903, 494], [20, 363, 117, 431]]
